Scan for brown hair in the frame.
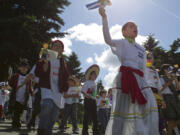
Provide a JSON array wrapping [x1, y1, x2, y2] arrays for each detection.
[[122, 22, 137, 37], [100, 90, 107, 96], [122, 23, 129, 32]]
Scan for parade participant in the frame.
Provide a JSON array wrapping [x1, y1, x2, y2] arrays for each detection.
[[145, 52, 166, 135], [33, 40, 69, 135], [159, 64, 180, 135], [107, 88, 112, 120], [97, 90, 109, 134], [0, 82, 5, 120], [27, 83, 41, 130], [3, 82, 10, 119], [8, 59, 33, 129], [99, 7, 159, 135], [21, 93, 33, 124], [59, 76, 80, 134], [81, 64, 100, 135]]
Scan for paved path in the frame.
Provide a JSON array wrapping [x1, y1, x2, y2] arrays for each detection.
[[0, 120, 93, 135]]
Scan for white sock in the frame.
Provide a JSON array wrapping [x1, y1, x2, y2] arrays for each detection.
[[174, 126, 180, 135]]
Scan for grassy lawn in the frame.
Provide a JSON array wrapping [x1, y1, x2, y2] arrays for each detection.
[[55, 122, 92, 129], [67, 123, 92, 129]]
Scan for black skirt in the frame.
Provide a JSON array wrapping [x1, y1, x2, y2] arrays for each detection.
[[162, 94, 180, 120]]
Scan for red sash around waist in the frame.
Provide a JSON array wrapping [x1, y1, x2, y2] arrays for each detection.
[[120, 66, 147, 105]]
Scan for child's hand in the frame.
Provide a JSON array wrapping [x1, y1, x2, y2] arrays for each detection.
[[99, 7, 107, 18], [26, 73, 34, 81], [73, 94, 80, 99]]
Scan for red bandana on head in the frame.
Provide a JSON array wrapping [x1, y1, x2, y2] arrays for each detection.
[[51, 40, 64, 51]]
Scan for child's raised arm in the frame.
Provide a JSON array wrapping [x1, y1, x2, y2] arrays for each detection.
[[99, 8, 116, 47]]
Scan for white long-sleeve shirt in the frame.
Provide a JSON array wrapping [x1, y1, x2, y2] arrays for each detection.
[[102, 17, 146, 74]]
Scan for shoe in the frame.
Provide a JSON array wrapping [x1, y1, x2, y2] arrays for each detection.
[[82, 132, 89, 135], [73, 130, 79, 134], [93, 131, 101, 135], [60, 128, 65, 133], [37, 128, 44, 135], [64, 126, 70, 129], [12, 125, 20, 131]]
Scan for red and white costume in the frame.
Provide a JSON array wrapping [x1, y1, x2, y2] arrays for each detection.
[[102, 17, 159, 135]]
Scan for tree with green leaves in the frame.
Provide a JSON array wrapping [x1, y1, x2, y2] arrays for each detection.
[[143, 35, 180, 69], [97, 79, 104, 94], [166, 38, 180, 65], [0, 0, 70, 81], [143, 34, 159, 52], [66, 52, 84, 79]]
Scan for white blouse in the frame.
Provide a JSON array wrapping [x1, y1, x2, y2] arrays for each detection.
[[160, 78, 173, 94], [65, 86, 80, 104], [145, 67, 162, 90], [16, 75, 27, 104], [81, 80, 97, 100], [102, 17, 146, 73]]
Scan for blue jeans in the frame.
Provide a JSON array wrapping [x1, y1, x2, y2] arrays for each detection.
[[98, 108, 108, 133], [60, 103, 78, 131], [38, 99, 60, 135]]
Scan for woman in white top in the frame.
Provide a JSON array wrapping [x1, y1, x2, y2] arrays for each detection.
[[99, 8, 159, 135]]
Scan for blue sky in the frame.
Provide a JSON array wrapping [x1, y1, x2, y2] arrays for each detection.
[[57, 0, 180, 88]]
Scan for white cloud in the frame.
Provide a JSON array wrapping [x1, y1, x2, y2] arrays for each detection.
[[86, 57, 94, 64], [95, 49, 120, 69], [65, 23, 147, 46], [136, 35, 148, 45], [66, 23, 105, 45], [104, 71, 117, 89], [94, 49, 120, 88]]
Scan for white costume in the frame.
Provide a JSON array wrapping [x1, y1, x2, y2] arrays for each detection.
[[102, 17, 159, 135], [145, 67, 162, 91], [65, 86, 80, 104], [81, 80, 97, 100]]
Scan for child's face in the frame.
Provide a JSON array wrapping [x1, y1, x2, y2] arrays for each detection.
[[102, 92, 106, 98], [68, 79, 75, 87], [90, 72, 97, 81], [108, 89, 112, 95], [18, 66, 29, 74], [51, 44, 63, 55], [164, 68, 169, 75], [123, 22, 138, 39]]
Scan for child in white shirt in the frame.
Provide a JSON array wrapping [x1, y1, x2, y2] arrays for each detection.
[[59, 76, 80, 134], [97, 90, 109, 134], [8, 59, 33, 129], [81, 64, 100, 135]]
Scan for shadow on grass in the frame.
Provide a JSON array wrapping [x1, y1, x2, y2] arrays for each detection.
[[54, 131, 77, 135]]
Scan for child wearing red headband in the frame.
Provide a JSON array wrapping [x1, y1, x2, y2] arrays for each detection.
[[30, 40, 69, 135]]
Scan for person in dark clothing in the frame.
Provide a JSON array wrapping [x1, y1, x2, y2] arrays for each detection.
[[81, 65, 100, 135], [8, 59, 33, 129], [27, 84, 41, 130]]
